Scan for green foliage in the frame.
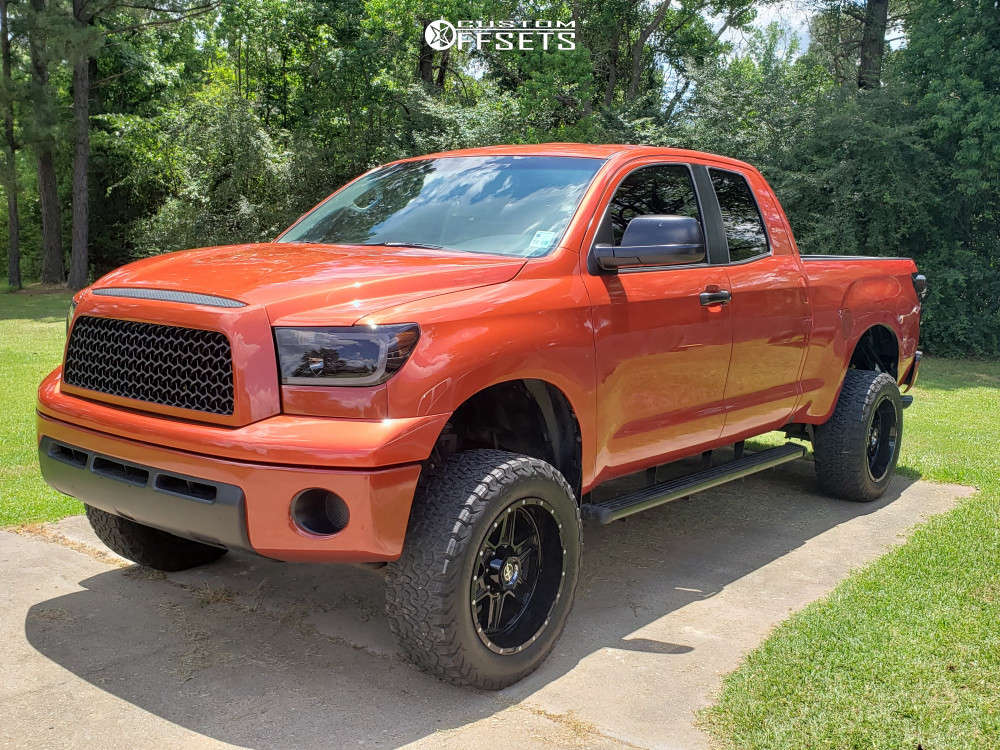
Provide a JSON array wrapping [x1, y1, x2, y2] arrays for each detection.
[[137, 88, 293, 254], [677, 25, 833, 161], [0, 0, 997, 353], [673, 19, 999, 357], [898, 0, 1000, 356]]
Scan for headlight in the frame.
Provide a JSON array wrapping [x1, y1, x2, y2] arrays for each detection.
[[66, 298, 78, 335], [274, 324, 420, 386]]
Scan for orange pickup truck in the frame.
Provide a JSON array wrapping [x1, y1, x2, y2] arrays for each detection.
[[38, 144, 925, 688]]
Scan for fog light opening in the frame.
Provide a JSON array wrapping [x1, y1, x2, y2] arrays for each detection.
[[291, 489, 350, 536]]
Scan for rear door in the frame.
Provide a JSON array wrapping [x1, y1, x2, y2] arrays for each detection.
[[583, 161, 733, 483], [707, 167, 812, 439]]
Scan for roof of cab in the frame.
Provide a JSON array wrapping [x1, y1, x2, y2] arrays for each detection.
[[395, 142, 757, 173]]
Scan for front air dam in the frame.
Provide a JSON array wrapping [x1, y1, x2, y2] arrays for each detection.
[[38, 411, 423, 563]]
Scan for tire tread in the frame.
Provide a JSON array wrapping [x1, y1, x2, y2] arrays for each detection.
[[384, 449, 581, 689], [814, 369, 902, 501], [85, 504, 227, 571]]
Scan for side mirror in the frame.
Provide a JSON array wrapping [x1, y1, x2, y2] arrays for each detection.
[[593, 215, 706, 271]]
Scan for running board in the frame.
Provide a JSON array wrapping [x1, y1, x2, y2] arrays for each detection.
[[580, 443, 807, 524]]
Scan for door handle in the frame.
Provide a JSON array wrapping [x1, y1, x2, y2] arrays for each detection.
[[699, 289, 732, 306]]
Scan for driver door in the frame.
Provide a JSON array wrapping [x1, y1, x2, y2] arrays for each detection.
[[583, 162, 733, 484]]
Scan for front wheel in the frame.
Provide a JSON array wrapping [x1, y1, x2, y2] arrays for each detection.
[[814, 369, 903, 501], [85, 505, 227, 571], [384, 450, 581, 689]]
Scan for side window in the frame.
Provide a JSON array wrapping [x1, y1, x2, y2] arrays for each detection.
[[710, 169, 769, 262], [601, 165, 701, 247]]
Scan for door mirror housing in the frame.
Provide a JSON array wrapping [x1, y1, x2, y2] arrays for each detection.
[[592, 215, 706, 271]]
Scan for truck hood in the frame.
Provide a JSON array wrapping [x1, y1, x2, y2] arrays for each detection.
[[92, 242, 527, 325]]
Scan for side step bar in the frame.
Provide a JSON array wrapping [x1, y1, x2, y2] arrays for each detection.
[[581, 442, 807, 524]]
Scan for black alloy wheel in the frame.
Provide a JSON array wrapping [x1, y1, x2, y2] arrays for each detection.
[[814, 369, 904, 501], [866, 395, 899, 483], [385, 450, 582, 689], [471, 498, 565, 655]]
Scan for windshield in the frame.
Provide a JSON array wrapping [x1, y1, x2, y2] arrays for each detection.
[[278, 155, 604, 257]]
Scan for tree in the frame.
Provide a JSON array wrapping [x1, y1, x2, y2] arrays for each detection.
[[805, 0, 906, 89], [26, 0, 63, 284], [857, 0, 888, 88], [622, 0, 755, 103], [67, 0, 96, 290], [1, 0, 20, 289], [896, 0, 1000, 354], [66, 0, 217, 290], [678, 24, 832, 167]]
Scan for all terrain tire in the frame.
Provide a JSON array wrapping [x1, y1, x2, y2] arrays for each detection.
[[814, 369, 903, 501], [85, 504, 228, 571], [385, 450, 582, 689]]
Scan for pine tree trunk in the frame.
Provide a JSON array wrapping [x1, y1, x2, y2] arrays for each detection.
[[68, 51, 89, 290], [858, 0, 889, 89], [0, 0, 20, 289], [36, 149, 62, 283], [28, 0, 63, 284]]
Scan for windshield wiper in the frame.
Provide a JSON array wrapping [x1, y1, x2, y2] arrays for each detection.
[[359, 241, 452, 251]]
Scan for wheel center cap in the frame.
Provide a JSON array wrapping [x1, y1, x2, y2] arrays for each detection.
[[501, 558, 520, 587]]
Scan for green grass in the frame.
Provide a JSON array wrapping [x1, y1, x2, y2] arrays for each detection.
[[0, 287, 83, 525], [705, 357, 1000, 749]]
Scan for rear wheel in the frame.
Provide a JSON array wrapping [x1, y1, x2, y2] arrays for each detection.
[[85, 505, 227, 571], [384, 450, 581, 689], [814, 369, 903, 501]]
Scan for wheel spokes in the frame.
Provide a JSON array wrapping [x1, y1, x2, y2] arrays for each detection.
[[472, 576, 490, 606], [497, 508, 517, 547], [515, 542, 536, 570], [504, 589, 525, 616], [485, 592, 505, 631], [470, 499, 564, 653], [867, 398, 899, 481]]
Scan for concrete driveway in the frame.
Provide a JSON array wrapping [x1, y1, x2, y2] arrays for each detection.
[[1, 459, 973, 749]]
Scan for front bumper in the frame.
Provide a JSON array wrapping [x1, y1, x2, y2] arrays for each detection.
[[37, 369, 443, 563], [38, 412, 422, 562], [40, 435, 251, 551], [38, 369, 448, 468]]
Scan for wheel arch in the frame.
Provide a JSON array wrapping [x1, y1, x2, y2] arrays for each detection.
[[847, 323, 900, 379], [426, 378, 584, 500]]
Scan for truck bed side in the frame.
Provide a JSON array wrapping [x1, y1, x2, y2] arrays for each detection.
[[794, 255, 921, 423]]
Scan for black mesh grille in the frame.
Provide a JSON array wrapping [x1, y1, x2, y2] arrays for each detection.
[[64, 316, 234, 415]]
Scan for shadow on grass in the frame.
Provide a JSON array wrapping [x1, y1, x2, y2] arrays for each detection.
[[0, 287, 71, 323], [894, 463, 924, 480]]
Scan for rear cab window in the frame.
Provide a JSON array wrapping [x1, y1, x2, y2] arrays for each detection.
[[709, 168, 770, 263]]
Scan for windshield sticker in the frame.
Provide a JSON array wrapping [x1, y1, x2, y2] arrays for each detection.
[[528, 230, 557, 252]]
